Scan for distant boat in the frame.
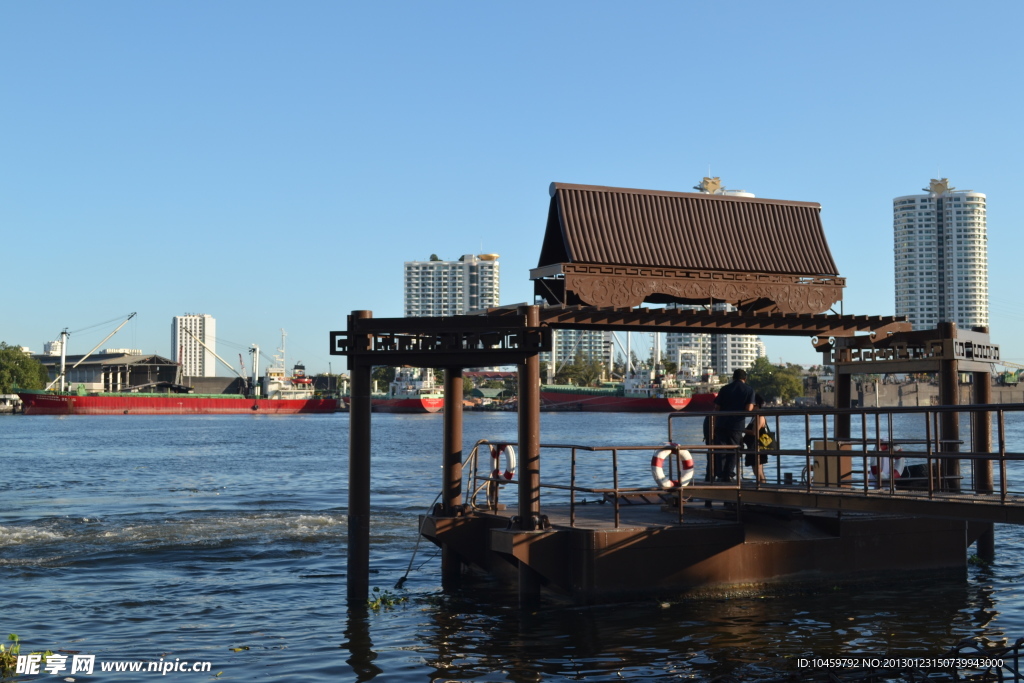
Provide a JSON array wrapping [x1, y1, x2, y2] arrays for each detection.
[[18, 363, 338, 415], [541, 375, 692, 412], [370, 367, 444, 414], [19, 322, 338, 415]]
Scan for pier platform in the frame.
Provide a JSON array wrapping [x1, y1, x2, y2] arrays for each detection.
[[421, 497, 977, 603]]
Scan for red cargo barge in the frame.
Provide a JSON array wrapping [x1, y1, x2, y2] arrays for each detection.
[[17, 389, 338, 415]]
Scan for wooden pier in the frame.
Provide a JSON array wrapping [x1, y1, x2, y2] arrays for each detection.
[[333, 182, 1022, 605]]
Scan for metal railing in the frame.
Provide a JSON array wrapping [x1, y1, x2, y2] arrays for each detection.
[[465, 438, 739, 529], [670, 403, 1024, 502], [462, 403, 1024, 529]]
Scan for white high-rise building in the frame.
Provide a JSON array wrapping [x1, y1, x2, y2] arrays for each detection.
[[542, 329, 613, 378], [894, 179, 988, 331], [172, 314, 217, 377], [663, 304, 767, 379], [661, 178, 766, 377], [403, 254, 500, 317]]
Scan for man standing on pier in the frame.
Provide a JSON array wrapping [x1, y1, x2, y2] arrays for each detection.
[[712, 368, 757, 482]]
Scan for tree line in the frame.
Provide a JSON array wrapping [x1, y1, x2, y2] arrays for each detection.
[[0, 343, 49, 394]]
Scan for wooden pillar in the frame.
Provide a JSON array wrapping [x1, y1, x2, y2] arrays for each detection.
[[516, 305, 542, 604], [347, 311, 373, 605], [938, 322, 961, 492], [835, 372, 852, 440], [517, 305, 542, 530], [441, 368, 464, 586], [973, 326, 995, 561]]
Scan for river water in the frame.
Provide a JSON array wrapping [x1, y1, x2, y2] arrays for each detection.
[[1, 412, 1022, 682]]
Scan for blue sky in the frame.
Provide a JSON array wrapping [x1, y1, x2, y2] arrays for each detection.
[[3, 2, 1023, 374]]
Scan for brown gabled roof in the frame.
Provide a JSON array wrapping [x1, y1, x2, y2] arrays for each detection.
[[538, 182, 840, 277]]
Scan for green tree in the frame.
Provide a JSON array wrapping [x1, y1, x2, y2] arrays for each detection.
[[371, 366, 396, 390], [0, 343, 50, 394], [575, 356, 605, 387], [746, 357, 805, 404]]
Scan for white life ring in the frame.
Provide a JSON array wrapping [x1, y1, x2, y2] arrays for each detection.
[[490, 443, 517, 481], [874, 443, 905, 480], [651, 445, 694, 489]]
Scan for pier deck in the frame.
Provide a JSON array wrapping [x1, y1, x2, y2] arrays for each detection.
[[421, 494, 977, 603]]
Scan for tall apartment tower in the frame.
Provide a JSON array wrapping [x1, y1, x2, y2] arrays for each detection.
[[172, 314, 217, 377], [893, 179, 988, 331], [403, 254, 500, 317], [663, 304, 767, 378], [663, 178, 767, 377], [543, 329, 614, 378]]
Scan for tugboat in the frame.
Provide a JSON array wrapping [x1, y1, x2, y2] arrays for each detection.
[[371, 367, 444, 413]]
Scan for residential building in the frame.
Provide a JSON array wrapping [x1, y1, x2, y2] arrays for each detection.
[[893, 178, 988, 331], [403, 254, 500, 317], [663, 304, 767, 379], [661, 178, 767, 377], [543, 329, 613, 379], [172, 314, 217, 377]]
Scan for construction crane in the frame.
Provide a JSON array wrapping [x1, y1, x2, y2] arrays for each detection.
[[990, 360, 1024, 386]]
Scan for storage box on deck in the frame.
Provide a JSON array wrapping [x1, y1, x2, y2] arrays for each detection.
[[809, 440, 853, 487]]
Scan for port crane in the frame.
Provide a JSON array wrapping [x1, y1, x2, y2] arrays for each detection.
[[182, 329, 254, 395], [990, 360, 1024, 386], [46, 312, 138, 391]]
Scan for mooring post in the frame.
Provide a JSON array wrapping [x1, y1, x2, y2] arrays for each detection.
[[517, 305, 543, 603], [347, 310, 373, 605], [973, 326, 995, 561], [939, 322, 961, 492], [441, 367, 464, 586]]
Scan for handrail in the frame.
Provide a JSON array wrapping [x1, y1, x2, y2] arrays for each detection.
[[460, 403, 1024, 530]]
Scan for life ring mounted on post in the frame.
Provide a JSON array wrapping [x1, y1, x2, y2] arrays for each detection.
[[651, 443, 694, 489], [490, 443, 517, 481], [873, 442, 905, 481]]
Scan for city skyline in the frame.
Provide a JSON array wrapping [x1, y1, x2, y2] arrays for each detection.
[[4, 4, 1024, 373]]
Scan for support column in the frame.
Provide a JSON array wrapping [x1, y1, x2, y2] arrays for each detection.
[[973, 326, 995, 561], [835, 372, 852, 440], [347, 311, 373, 605], [938, 322, 961, 492], [441, 367, 464, 587], [517, 305, 543, 604]]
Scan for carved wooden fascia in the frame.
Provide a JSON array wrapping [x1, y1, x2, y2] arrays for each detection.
[[561, 264, 845, 314]]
